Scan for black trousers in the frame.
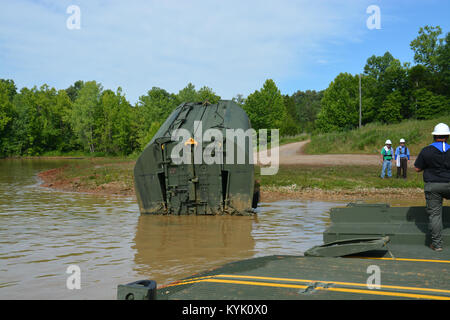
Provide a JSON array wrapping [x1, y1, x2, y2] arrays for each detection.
[[396, 158, 408, 178]]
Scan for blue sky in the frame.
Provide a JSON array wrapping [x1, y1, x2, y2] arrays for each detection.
[[1, 0, 449, 103]]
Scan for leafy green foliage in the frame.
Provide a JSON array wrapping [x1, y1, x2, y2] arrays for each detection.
[[197, 86, 221, 104], [435, 32, 450, 94], [315, 73, 361, 132], [281, 95, 301, 136], [378, 91, 405, 123], [0, 79, 226, 156], [291, 90, 323, 132], [0, 81, 14, 132], [65, 80, 84, 102], [315, 25, 449, 134], [243, 79, 287, 131], [97, 88, 135, 155], [70, 81, 102, 153], [410, 25, 443, 72], [1, 25, 448, 157], [364, 52, 396, 81], [413, 88, 449, 119], [135, 87, 178, 150], [306, 115, 450, 155], [0, 80, 16, 156]]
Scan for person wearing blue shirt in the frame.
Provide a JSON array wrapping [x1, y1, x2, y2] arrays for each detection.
[[414, 123, 450, 252], [395, 138, 410, 179]]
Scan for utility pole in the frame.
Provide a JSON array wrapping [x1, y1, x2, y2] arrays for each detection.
[[359, 73, 362, 129]]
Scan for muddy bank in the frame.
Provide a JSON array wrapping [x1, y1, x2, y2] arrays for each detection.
[[260, 185, 425, 202], [38, 165, 426, 203], [38, 165, 135, 197]]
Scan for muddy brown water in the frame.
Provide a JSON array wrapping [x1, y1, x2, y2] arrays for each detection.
[[1, 159, 421, 299]]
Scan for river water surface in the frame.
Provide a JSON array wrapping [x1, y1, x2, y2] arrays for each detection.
[[0, 159, 346, 299]]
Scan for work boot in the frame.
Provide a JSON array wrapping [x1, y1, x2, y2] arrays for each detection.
[[430, 244, 443, 252]]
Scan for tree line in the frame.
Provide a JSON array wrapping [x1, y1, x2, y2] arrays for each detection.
[[0, 80, 226, 156], [0, 25, 448, 157], [0, 75, 319, 157], [316, 25, 450, 132]]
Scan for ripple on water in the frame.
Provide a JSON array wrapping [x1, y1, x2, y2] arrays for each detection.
[[0, 159, 346, 299]]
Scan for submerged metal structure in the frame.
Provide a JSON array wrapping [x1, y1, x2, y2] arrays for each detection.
[[134, 100, 255, 215]]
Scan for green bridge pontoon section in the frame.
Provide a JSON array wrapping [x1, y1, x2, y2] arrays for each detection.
[[134, 100, 254, 216], [158, 255, 450, 300], [158, 204, 450, 300], [323, 203, 450, 249]]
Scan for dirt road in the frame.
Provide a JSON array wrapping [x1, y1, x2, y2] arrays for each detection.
[[255, 140, 415, 166]]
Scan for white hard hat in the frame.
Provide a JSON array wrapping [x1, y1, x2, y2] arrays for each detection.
[[385, 140, 392, 145], [432, 123, 450, 135], [400, 138, 405, 143]]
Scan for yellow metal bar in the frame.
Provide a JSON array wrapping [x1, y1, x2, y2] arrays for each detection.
[[348, 256, 450, 264], [214, 274, 450, 295], [170, 277, 450, 300], [205, 278, 308, 290], [162, 275, 216, 288], [164, 274, 450, 299], [322, 286, 450, 300]]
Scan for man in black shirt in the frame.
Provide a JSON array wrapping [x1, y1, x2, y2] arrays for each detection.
[[414, 123, 450, 252]]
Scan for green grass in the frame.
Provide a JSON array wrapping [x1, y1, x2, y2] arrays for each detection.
[[256, 165, 424, 190], [46, 158, 424, 196], [305, 116, 450, 155], [254, 133, 310, 152], [54, 158, 135, 190], [279, 133, 310, 146], [36, 148, 142, 159]]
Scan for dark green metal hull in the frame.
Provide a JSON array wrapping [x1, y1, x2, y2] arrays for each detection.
[[323, 203, 450, 248], [134, 100, 254, 215], [153, 203, 450, 300], [158, 254, 450, 300]]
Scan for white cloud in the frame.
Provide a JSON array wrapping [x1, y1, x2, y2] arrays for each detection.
[[0, 0, 373, 102]]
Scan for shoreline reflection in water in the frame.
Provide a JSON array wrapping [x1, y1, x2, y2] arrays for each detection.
[[0, 159, 344, 299]]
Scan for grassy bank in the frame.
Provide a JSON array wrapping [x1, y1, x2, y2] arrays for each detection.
[[38, 158, 135, 196], [305, 116, 450, 155], [256, 165, 423, 190], [38, 158, 426, 201], [279, 133, 310, 146]]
